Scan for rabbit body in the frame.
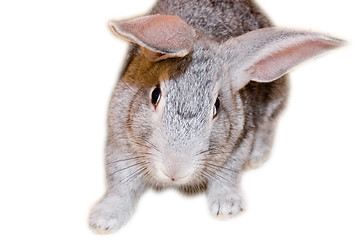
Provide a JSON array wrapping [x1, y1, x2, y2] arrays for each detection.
[[89, 0, 342, 232]]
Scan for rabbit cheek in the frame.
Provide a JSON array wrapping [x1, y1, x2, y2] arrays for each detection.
[[125, 90, 155, 146]]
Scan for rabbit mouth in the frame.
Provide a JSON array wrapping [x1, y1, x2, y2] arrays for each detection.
[[160, 168, 192, 183]]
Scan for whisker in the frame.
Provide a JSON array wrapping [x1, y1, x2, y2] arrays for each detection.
[[114, 163, 149, 186], [195, 148, 216, 157], [202, 167, 235, 186], [106, 156, 146, 165], [142, 152, 157, 158], [123, 166, 148, 184], [203, 162, 240, 174], [191, 171, 210, 187], [198, 169, 215, 184], [108, 162, 145, 177], [195, 148, 235, 158], [142, 169, 151, 181], [131, 139, 160, 154], [143, 139, 160, 153], [132, 140, 152, 149]]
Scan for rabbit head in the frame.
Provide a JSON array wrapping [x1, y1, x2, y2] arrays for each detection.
[[108, 14, 344, 189]]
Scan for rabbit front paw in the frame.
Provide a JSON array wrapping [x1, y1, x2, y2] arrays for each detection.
[[89, 196, 131, 233], [207, 193, 245, 218]]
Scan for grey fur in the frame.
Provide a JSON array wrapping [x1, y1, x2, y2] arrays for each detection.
[[89, 0, 343, 232]]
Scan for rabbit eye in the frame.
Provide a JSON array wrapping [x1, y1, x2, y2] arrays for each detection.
[[151, 85, 161, 108], [213, 97, 220, 119]]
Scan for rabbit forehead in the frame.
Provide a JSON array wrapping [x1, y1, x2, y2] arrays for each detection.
[[161, 48, 219, 149], [166, 47, 218, 115]]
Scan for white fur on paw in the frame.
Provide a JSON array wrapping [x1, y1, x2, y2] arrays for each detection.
[[89, 198, 127, 233], [89, 209, 121, 233], [208, 195, 245, 218]]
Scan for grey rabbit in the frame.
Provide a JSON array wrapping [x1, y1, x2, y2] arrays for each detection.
[[89, 0, 344, 232]]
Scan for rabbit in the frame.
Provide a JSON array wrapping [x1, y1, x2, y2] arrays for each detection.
[[89, 0, 344, 232]]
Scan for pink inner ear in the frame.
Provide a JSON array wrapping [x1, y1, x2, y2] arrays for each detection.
[[247, 38, 342, 82], [111, 15, 196, 56], [138, 15, 194, 52]]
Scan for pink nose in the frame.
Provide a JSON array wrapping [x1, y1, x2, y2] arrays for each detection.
[[161, 168, 190, 182]]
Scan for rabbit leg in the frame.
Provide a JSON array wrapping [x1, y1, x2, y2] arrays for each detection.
[[89, 147, 147, 232], [245, 120, 277, 170], [89, 174, 146, 233], [206, 133, 254, 217], [206, 179, 246, 217]]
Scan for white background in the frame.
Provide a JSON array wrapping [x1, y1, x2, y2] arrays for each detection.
[[0, 0, 359, 239]]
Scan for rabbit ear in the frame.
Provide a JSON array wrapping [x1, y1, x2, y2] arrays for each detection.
[[109, 14, 197, 61], [222, 27, 345, 90]]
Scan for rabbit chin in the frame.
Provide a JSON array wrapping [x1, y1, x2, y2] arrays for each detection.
[[151, 173, 208, 194], [150, 164, 205, 188]]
